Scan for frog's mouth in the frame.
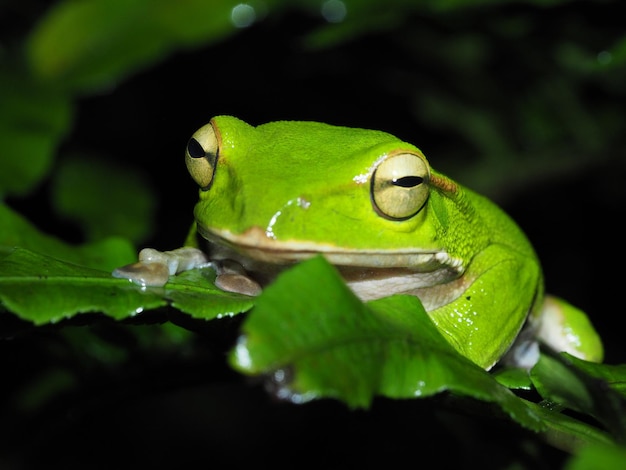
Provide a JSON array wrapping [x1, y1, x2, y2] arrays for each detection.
[[198, 225, 465, 302], [200, 225, 450, 267]]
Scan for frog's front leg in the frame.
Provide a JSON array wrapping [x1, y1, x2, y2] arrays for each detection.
[[112, 247, 262, 296], [426, 245, 542, 370]]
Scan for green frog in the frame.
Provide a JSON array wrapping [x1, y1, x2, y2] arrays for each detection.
[[114, 116, 603, 370]]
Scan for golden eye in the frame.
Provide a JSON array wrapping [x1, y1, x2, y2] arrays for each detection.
[[371, 152, 430, 220], [185, 122, 219, 190]]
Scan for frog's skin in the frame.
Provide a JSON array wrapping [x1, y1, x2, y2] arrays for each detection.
[[113, 116, 603, 370]]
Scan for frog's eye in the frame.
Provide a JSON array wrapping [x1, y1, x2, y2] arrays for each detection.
[[185, 122, 219, 190], [371, 152, 430, 220]]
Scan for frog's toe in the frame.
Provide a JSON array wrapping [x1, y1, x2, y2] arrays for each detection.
[[215, 273, 262, 296], [112, 261, 170, 287]]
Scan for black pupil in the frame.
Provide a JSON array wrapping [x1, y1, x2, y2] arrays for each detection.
[[393, 176, 423, 188], [187, 138, 206, 158]]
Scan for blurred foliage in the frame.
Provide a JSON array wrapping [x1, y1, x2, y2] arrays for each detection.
[[1, 0, 625, 468], [24, 0, 255, 93]]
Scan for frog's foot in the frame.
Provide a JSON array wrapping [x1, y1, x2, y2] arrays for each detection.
[[112, 247, 210, 287], [212, 259, 262, 296], [536, 295, 604, 363]]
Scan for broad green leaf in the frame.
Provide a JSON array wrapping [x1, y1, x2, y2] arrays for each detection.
[[0, 203, 135, 271], [26, 0, 252, 92], [50, 154, 156, 244], [0, 248, 166, 323], [0, 69, 72, 197], [166, 267, 254, 320], [565, 442, 626, 470], [524, 401, 615, 454], [532, 354, 594, 413], [564, 354, 626, 398], [531, 352, 626, 444], [493, 366, 534, 390], [230, 256, 543, 431], [0, 248, 252, 325]]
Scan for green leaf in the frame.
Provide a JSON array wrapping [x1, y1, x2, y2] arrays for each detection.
[[565, 442, 626, 470], [0, 203, 136, 271], [0, 248, 253, 325], [230, 256, 543, 431], [0, 248, 166, 323], [50, 154, 156, 243], [26, 0, 245, 92], [0, 69, 72, 197], [493, 366, 534, 390], [531, 352, 626, 444], [166, 267, 254, 320], [564, 354, 626, 398], [532, 354, 594, 413], [524, 401, 615, 454]]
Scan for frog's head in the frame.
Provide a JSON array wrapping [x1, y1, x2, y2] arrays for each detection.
[[185, 116, 466, 289]]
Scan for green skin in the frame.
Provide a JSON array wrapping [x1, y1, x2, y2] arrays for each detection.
[[115, 116, 604, 370]]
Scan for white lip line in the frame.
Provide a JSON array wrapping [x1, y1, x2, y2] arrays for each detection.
[[198, 224, 443, 256]]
